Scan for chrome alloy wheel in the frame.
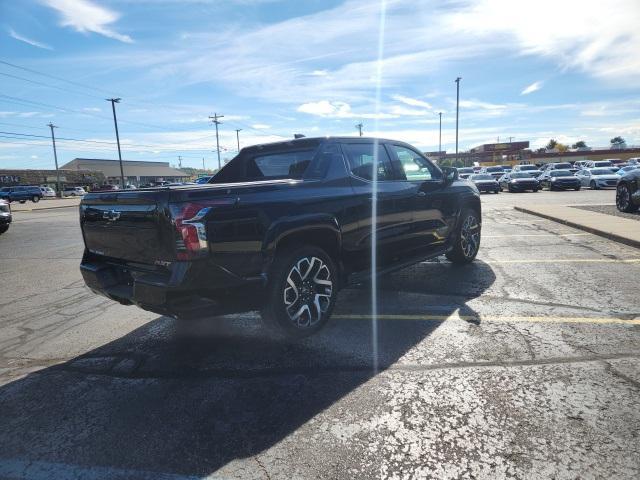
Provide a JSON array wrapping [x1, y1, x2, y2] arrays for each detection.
[[617, 184, 631, 211], [460, 214, 481, 259], [283, 256, 333, 327]]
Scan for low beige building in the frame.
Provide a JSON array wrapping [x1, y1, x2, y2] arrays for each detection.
[[61, 158, 189, 187]]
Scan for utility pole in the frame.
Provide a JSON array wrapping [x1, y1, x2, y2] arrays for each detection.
[[202, 157, 205, 170], [235, 129, 241, 151], [355, 123, 363, 137], [178, 156, 182, 168], [455, 77, 461, 164], [107, 98, 125, 187], [438, 112, 442, 155], [47, 123, 61, 198], [209, 113, 224, 170], [508, 136, 514, 143]]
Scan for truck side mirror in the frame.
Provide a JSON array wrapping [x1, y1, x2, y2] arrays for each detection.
[[441, 166, 458, 185]]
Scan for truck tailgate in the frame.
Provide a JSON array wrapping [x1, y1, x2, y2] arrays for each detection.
[[80, 190, 173, 264]]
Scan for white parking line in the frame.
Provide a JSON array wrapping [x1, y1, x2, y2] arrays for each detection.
[[483, 233, 590, 238]]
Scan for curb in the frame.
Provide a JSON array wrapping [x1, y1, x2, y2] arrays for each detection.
[[12, 203, 80, 213], [514, 206, 640, 250]]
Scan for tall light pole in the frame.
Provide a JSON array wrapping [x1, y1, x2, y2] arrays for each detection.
[[47, 123, 61, 198], [107, 98, 125, 187], [455, 77, 461, 164], [438, 112, 442, 155], [209, 113, 224, 170], [355, 123, 363, 136], [235, 128, 241, 152]]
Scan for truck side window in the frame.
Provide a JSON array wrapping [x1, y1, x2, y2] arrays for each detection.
[[343, 142, 392, 181], [390, 145, 441, 181]]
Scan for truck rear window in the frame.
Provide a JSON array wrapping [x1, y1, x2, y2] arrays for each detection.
[[248, 150, 313, 179], [213, 140, 322, 183]]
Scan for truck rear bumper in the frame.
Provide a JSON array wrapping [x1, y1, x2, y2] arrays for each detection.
[[80, 254, 265, 319]]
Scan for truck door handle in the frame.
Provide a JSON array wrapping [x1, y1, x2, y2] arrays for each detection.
[[417, 191, 427, 197]]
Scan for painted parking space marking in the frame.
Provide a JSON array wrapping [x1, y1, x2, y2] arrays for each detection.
[[333, 314, 640, 325], [483, 258, 640, 264], [483, 233, 590, 238]]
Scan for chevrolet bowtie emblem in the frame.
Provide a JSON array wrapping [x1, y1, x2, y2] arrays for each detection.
[[103, 210, 121, 222]]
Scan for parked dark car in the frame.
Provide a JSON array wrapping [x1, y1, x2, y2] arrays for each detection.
[[0, 199, 11, 234], [616, 168, 640, 213], [0, 185, 42, 203], [469, 174, 499, 193], [498, 172, 540, 192], [195, 176, 213, 184], [79, 136, 482, 338], [538, 170, 581, 191]]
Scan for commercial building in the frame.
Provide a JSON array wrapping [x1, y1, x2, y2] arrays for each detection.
[[440, 141, 640, 166], [60, 158, 189, 187]]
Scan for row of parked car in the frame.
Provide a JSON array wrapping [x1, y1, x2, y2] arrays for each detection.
[[0, 185, 89, 203], [457, 158, 640, 195]]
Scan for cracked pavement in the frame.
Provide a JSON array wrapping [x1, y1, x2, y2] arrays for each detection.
[[0, 190, 639, 479]]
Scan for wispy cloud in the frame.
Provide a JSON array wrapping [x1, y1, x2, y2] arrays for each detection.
[[449, 0, 640, 80], [41, 0, 133, 43], [521, 81, 542, 95], [297, 100, 398, 119], [392, 94, 432, 109], [7, 28, 53, 50]]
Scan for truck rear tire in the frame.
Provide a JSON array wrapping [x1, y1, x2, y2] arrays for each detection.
[[446, 208, 481, 265], [261, 245, 337, 339]]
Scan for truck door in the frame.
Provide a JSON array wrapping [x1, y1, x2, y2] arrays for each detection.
[[342, 140, 416, 270], [386, 143, 457, 256]]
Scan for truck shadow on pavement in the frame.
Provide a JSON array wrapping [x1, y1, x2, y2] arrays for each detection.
[[0, 260, 495, 478]]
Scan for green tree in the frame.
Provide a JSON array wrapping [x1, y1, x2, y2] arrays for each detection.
[[572, 140, 587, 149], [610, 136, 626, 148], [545, 139, 558, 150]]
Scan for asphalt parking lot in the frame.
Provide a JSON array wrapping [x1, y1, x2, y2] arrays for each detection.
[[1, 189, 639, 479]]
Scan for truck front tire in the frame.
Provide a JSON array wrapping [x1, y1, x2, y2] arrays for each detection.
[[446, 208, 481, 265], [261, 245, 337, 339]]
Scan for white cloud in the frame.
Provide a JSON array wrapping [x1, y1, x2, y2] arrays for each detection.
[[82, 107, 101, 112], [297, 100, 398, 119], [31, 155, 39, 159], [8, 28, 53, 50], [41, 0, 133, 43], [251, 124, 271, 129], [521, 81, 542, 95], [310, 70, 329, 76], [392, 94, 432, 109], [449, 0, 640, 80]]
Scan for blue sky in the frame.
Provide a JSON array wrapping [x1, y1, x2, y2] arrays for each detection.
[[1, 0, 639, 170]]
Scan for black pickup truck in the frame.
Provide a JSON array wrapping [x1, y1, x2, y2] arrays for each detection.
[[79, 137, 481, 337]]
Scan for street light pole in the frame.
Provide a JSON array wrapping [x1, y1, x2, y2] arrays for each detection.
[[455, 77, 461, 165], [235, 128, 241, 151], [107, 98, 125, 187], [209, 113, 224, 170], [355, 123, 363, 136], [47, 123, 61, 198], [438, 112, 442, 156]]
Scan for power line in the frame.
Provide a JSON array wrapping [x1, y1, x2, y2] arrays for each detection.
[[0, 59, 115, 97], [0, 71, 102, 101]]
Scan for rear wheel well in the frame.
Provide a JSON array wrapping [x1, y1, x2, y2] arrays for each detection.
[[275, 228, 340, 262]]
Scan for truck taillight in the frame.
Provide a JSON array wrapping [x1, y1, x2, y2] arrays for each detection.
[[169, 199, 235, 260]]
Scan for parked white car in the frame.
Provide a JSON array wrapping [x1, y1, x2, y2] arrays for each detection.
[[575, 168, 620, 189], [63, 186, 86, 196], [584, 160, 616, 169], [39, 187, 56, 198]]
